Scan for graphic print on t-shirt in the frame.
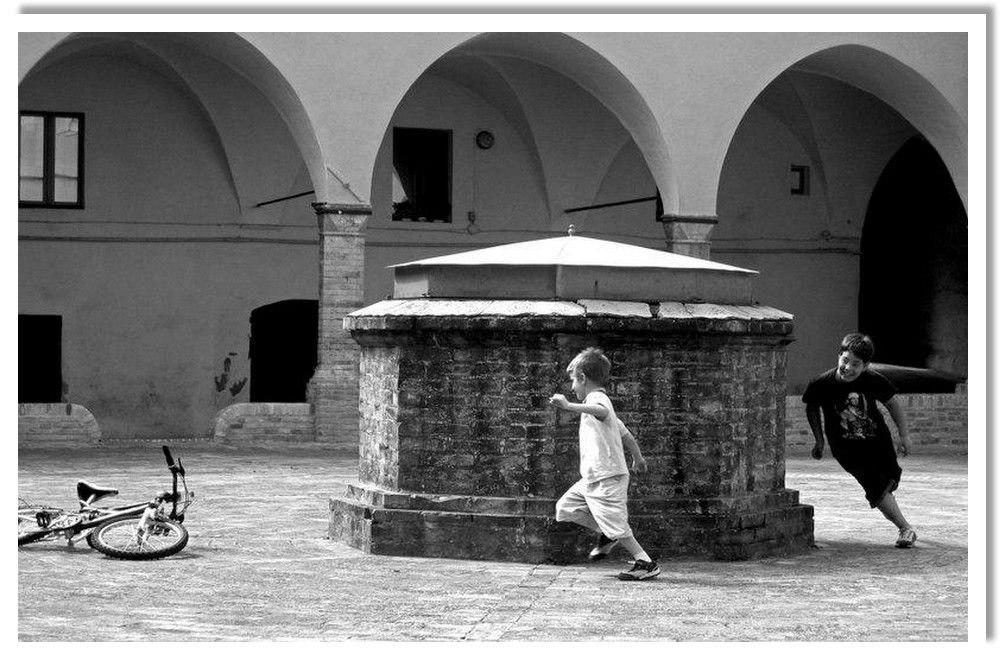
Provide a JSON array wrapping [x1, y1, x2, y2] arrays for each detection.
[[838, 391, 878, 441]]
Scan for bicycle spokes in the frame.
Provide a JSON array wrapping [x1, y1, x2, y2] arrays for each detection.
[[89, 518, 189, 560]]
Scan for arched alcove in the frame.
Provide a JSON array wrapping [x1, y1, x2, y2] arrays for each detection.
[[21, 32, 327, 209], [18, 33, 323, 438], [364, 32, 677, 303], [715, 44, 967, 391], [249, 300, 319, 403], [860, 137, 967, 379]]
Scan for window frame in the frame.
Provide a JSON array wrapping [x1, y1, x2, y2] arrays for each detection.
[[19, 110, 85, 209]]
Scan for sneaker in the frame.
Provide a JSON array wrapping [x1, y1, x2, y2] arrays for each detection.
[[895, 527, 917, 548], [617, 559, 661, 581], [588, 534, 620, 561]]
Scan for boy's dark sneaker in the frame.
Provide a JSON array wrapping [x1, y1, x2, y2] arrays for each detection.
[[617, 559, 661, 581], [588, 534, 620, 560]]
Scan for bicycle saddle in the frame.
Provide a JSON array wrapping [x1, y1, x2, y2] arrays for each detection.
[[77, 481, 119, 505]]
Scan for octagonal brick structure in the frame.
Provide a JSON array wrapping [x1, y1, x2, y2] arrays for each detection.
[[329, 234, 814, 563]]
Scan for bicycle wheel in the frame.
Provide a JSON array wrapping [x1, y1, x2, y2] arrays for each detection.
[[89, 517, 189, 560]]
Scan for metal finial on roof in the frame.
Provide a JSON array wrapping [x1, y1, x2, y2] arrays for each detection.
[[567, 224, 576, 236]]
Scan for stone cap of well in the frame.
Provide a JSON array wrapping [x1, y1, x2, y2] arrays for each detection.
[[389, 233, 757, 304], [345, 299, 793, 337]]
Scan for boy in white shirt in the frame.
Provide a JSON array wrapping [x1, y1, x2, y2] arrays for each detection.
[[548, 347, 660, 581]]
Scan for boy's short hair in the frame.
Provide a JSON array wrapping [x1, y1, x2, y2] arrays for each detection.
[[568, 347, 611, 385], [840, 333, 875, 363]]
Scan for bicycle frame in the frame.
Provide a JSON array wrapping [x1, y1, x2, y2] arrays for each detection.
[[23, 501, 151, 546], [18, 445, 193, 548]]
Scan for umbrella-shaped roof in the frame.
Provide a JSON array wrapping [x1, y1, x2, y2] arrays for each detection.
[[390, 230, 758, 304], [393, 233, 755, 273]]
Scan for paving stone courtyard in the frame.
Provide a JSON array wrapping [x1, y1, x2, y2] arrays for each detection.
[[17, 442, 968, 642]]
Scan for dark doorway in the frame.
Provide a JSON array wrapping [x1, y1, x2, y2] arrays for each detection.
[[859, 137, 967, 377], [19, 314, 62, 403], [249, 300, 318, 403]]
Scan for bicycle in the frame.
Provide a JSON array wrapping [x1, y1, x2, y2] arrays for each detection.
[[18, 445, 193, 560]]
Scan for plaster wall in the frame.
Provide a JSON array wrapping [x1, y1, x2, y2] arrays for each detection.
[[18, 49, 318, 437], [715, 73, 921, 391], [20, 32, 966, 215], [17, 31, 968, 437], [19, 240, 317, 437], [364, 70, 660, 304], [238, 32, 968, 213]]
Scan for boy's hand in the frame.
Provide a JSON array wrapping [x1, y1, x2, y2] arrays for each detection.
[[548, 394, 569, 410], [811, 443, 824, 460], [896, 435, 911, 457], [631, 455, 648, 473]]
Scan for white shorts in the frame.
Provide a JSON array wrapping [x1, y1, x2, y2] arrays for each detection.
[[554, 473, 632, 539]]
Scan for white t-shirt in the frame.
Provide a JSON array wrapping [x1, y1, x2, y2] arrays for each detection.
[[578, 390, 629, 482]]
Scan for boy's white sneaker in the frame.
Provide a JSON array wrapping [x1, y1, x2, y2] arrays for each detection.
[[588, 535, 620, 560], [895, 527, 917, 548]]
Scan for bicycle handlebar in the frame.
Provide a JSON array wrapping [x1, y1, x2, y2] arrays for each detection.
[[162, 446, 186, 477]]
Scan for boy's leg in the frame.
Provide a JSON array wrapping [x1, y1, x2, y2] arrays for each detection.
[[555, 481, 601, 532], [875, 491, 910, 529], [556, 481, 622, 560], [583, 475, 660, 580], [617, 535, 651, 563], [876, 491, 917, 548]]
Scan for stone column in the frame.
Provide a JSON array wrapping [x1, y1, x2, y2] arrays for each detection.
[[659, 214, 718, 260], [310, 202, 371, 448]]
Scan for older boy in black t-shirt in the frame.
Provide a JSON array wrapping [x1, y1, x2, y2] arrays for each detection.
[[802, 333, 916, 548]]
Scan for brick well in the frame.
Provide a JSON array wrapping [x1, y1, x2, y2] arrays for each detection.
[[329, 233, 813, 563], [330, 300, 814, 562]]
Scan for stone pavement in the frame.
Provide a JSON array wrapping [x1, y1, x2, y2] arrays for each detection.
[[17, 443, 968, 642]]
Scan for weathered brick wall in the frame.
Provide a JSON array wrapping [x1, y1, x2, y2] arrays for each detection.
[[309, 204, 370, 449], [18, 403, 102, 446], [341, 302, 813, 561], [784, 383, 968, 448], [212, 403, 315, 444], [358, 346, 401, 486], [352, 308, 794, 502], [359, 340, 574, 497], [607, 339, 788, 500]]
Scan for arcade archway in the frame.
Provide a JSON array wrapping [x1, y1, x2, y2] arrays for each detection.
[[859, 137, 967, 380]]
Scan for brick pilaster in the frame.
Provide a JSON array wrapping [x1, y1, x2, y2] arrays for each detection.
[[310, 202, 371, 448]]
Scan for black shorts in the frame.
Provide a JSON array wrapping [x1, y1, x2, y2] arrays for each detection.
[[830, 435, 903, 508]]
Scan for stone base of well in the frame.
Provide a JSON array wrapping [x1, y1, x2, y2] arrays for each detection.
[[332, 298, 815, 563], [329, 484, 814, 563]]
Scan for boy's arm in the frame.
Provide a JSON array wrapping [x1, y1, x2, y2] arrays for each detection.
[[548, 394, 608, 420], [805, 403, 825, 460], [618, 420, 647, 473], [884, 396, 911, 457]]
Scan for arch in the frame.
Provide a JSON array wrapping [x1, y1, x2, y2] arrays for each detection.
[[860, 137, 967, 378], [369, 32, 679, 217], [249, 299, 318, 403], [720, 44, 966, 214], [20, 32, 328, 207], [714, 42, 967, 392]]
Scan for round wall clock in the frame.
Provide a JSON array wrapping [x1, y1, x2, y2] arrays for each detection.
[[475, 130, 495, 150]]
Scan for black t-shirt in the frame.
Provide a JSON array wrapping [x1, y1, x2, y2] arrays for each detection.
[[802, 368, 897, 450]]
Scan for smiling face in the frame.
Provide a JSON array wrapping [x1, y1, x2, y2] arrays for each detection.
[[836, 349, 868, 383]]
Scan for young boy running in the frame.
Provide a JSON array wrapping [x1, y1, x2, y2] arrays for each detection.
[[802, 333, 917, 548], [548, 347, 659, 580]]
